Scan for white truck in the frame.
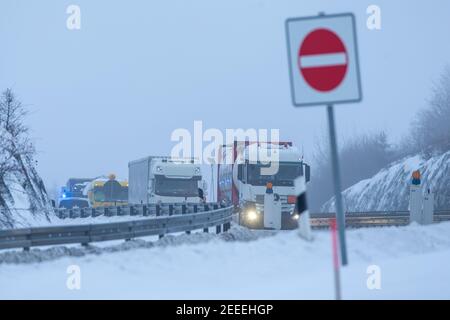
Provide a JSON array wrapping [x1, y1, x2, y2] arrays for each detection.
[[128, 156, 205, 205], [217, 141, 310, 229]]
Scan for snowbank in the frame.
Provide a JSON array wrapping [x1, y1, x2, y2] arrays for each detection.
[[1, 222, 450, 299], [0, 225, 276, 264], [322, 150, 450, 212]]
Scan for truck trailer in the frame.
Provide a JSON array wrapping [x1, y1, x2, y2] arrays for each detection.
[[217, 141, 310, 229], [128, 156, 204, 205]]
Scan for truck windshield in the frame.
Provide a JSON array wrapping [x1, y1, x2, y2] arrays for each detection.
[[246, 162, 303, 186], [155, 176, 199, 197], [71, 183, 87, 197]]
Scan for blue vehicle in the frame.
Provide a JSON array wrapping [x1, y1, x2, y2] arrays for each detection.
[[58, 178, 93, 209]]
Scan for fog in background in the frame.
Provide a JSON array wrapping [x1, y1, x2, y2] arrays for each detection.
[[1, 0, 450, 202]]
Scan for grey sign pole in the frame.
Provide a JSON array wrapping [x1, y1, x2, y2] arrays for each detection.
[[327, 104, 348, 266], [286, 12, 361, 268]]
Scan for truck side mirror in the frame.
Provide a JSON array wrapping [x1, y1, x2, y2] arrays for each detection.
[[304, 164, 311, 183], [51, 199, 56, 208], [198, 188, 204, 200], [237, 164, 243, 180]]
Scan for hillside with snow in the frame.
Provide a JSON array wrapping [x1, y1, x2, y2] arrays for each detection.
[[322, 150, 450, 212]]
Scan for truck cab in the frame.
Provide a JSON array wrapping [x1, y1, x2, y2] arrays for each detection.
[[57, 178, 93, 209], [218, 141, 310, 229], [61, 178, 93, 199], [84, 175, 129, 208], [128, 156, 204, 205]]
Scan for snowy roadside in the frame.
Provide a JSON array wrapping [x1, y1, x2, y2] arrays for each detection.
[[1, 222, 450, 299], [0, 225, 277, 264]]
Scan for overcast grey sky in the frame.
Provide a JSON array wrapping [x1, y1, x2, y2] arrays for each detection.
[[1, 0, 449, 190]]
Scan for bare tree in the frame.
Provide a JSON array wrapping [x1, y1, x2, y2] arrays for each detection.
[[308, 131, 393, 211], [407, 66, 450, 157], [0, 89, 35, 179]]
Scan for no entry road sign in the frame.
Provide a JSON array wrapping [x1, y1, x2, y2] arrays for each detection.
[[286, 13, 362, 107], [299, 29, 348, 92], [285, 13, 364, 270]]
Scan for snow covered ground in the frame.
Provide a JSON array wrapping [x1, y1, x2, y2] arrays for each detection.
[[1, 222, 450, 299]]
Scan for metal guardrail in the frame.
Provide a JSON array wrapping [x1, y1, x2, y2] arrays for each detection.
[[54, 203, 450, 228], [309, 210, 450, 228], [1, 207, 449, 251], [0, 205, 233, 251], [54, 202, 221, 219]]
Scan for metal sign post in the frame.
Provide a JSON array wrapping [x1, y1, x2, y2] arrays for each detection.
[[327, 105, 348, 265], [330, 218, 342, 300], [286, 12, 362, 268]]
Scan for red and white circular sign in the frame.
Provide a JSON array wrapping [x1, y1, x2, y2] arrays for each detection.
[[298, 28, 348, 92]]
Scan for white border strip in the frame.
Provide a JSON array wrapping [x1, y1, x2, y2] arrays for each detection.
[[299, 53, 347, 68]]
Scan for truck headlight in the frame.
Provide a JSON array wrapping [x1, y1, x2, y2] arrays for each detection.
[[195, 167, 201, 174], [247, 210, 258, 221], [292, 213, 300, 220], [156, 166, 162, 172]]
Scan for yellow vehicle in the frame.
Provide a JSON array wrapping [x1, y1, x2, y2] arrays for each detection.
[[86, 174, 129, 208]]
